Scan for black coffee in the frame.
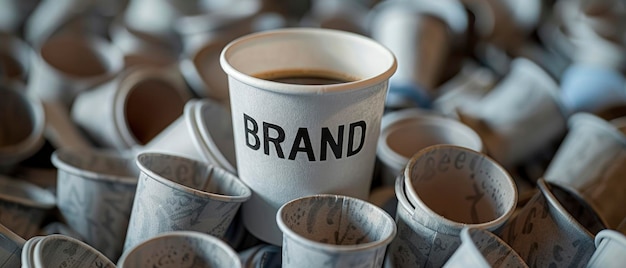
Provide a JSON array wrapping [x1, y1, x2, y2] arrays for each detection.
[[254, 69, 357, 85]]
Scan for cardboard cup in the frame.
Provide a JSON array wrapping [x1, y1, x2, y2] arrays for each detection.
[[124, 153, 251, 250], [277, 194, 396, 268], [71, 66, 191, 150], [545, 113, 626, 228], [443, 227, 528, 268], [220, 27, 396, 245], [498, 179, 607, 267], [26, 33, 123, 108], [0, 223, 25, 268], [118, 231, 242, 268], [0, 176, 55, 239], [32, 234, 114, 268], [587, 229, 626, 268], [388, 145, 517, 267], [377, 109, 483, 185], [457, 57, 567, 168], [51, 148, 139, 261], [0, 84, 45, 173], [0, 33, 31, 82]]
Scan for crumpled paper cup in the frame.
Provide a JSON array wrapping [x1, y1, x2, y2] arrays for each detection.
[[443, 227, 528, 268], [0, 176, 55, 239], [123, 152, 251, 250], [587, 229, 626, 268]]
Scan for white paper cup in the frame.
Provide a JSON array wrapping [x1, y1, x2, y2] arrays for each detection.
[[118, 231, 242, 268], [26, 33, 123, 108], [0, 33, 31, 83], [0, 84, 45, 173], [277, 194, 397, 268], [124, 153, 251, 250], [498, 179, 607, 267], [587, 229, 626, 268], [180, 37, 233, 102], [457, 57, 567, 168], [32, 234, 115, 268], [560, 63, 626, 115], [0, 176, 55, 239], [20, 235, 43, 268], [72, 66, 191, 150], [443, 227, 528, 268], [388, 145, 517, 267], [545, 113, 626, 228], [220, 28, 396, 245], [0, 223, 25, 268], [51, 148, 139, 261], [377, 108, 483, 185]]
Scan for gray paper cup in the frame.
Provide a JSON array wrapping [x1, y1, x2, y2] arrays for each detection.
[[498, 179, 607, 267], [124, 153, 251, 250], [387, 145, 517, 267], [32, 234, 114, 268], [277, 194, 396, 268], [443, 227, 528, 268], [51, 148, 139, 261], [0, 176, 55, 239], [587, 229, 626, 268], [118, 231, 242, 268], [0, 223, 25, 268]]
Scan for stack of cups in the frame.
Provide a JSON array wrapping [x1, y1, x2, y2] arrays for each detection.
[[21, 234, 114, 268]]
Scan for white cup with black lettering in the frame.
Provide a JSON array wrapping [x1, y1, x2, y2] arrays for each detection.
[[220, 28, 397, 245]]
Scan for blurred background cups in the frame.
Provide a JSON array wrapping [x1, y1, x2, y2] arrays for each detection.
[[587, 229, 626, 268], [26, 33, 123, 108], [498, 179, 607, 267], [51, 148, 139, 261], [0, 223, 26, 268], [124, 153, 251, 250], [220, 28, 396, 245], [457, 57, 568, 168], [0, 176, 55, 239], [559, 63, 626, 115], [72, 66, 191, 150], [443, 227, 528, 268], [118, 231, 242, 268], [376, 108, 483, 185], [388, 145, 517, 267], [137, 98, 237, 174], [544, 113, 626, 228], [25, 234, 114, 268], [0, 84, 45, 173], [276, 194, 396, 268], [0, 33, 31, 83]]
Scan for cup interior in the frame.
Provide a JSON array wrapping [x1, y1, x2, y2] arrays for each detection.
[[406, 145, 516, 225], [119, 231, 239, 268], [0, 87, 35, 147], [34, 235, 114, 268], [278, 195, 395, 247], [40, 35, 115, 77], [546, 182, 606, 235]]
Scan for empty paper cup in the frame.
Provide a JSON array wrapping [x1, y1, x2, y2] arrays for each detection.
[[545, 113, 626, 228], [443, 227, 528, 268], [221, 27, 396, 245], [138, 98, 237, 174], [387, 145, 517, 267], [0, 33, 31, 82], [587, 229, 626, 268], [52, 148, 139, 261], [27, 33, 123, 108], [0, 223, 25, 268], [432, 62, 497, 117], [118, 231, 242, 268], [0, 84, 45, 173], [498, 179, 607, 267], [277, 194, 396, 268], [377, 108, 483, 185], [124, 153, 251, 250], [458, 57, 567, 168], [30, 234, 114, 268], [72, 66, 191, 150], [0, 176, 55, 239]]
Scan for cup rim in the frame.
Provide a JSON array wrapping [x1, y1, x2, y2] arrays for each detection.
[[33, 234, 114, 268], [569, 112, 626, 146], [193, 99, 237, 174], [595, 229, 626, 248], [0, 85, 45, 163], [368, 0, 468, 34], [135, 152, 251, 202], [0, 175, 55, 209], [276, 194, 397, 252], [117, 230, 241, 267], [403, 144, 518, 233], [220, 27, 397, 95], [51, 148, 138, 185], [458, 227, 527, 267]]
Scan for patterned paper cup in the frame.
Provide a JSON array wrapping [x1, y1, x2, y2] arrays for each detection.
[[31, 234, 114, 268], [118, 231, 242, 268], [51, 148, 138, 261], [443, 227, 528, 268], [0, 223, 25, 268], [277, 194, 396, 268], [123, 153, 251, 250], [0, 176, 55, 239]]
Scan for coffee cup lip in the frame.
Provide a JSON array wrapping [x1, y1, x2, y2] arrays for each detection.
[[220, 27, 397, 95]]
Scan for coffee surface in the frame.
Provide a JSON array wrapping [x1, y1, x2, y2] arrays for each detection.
[[254, 69, 357, 85]]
